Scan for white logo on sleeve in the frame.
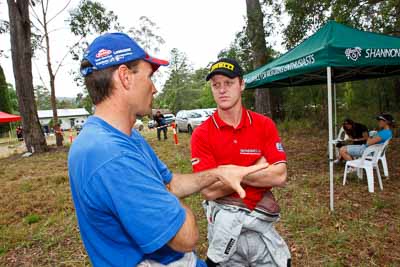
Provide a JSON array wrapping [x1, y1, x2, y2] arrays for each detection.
[[191, 158, 200, 166], [276, 143, 284, 152]]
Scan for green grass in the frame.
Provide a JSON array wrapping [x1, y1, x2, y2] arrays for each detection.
[[0, 128, 399, 266]]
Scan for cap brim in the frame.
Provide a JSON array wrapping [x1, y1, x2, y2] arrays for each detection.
[[376, 116, 386, 121], [144, 54, 169, 71], [206, 69, 238, 81]]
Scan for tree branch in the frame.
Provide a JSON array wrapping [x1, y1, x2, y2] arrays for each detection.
[[47, 0, 71, 24], [54, 36, 84, 76], [45, 0, 49, 16], [29, 5, 44, 29], [33, 59, 49, 90]]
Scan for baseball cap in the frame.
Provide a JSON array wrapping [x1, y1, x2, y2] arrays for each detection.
[[206, 58, 243, 81], [80, 32, 169, 77], [376, 113, 394, 123]]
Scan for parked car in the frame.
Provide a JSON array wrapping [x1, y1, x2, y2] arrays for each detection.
[[175, 110, 208, 134], [74, 124, 83, 135], [164, 113, 176, 125], [148, 113, 175, 129], [148, 119, 156, 129], [203, 108, 216, 116], [134, 119, 144, 131]]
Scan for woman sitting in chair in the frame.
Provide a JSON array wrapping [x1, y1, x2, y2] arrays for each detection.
[[334, 119, 369, 163], [339, 113, 394, 161]]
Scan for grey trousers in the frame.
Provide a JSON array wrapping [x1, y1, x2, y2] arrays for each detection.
[[203, 201, 291, 267], [137, 252, 197, 267]]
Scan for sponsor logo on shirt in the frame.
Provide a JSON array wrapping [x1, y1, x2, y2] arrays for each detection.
[[224, 238, 236, 255], [191, 158, 200, 166], [240, 149, 261, 155], [276, 142, 284, 152]]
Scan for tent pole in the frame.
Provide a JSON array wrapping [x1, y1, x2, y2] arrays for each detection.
[[8, 122, 12, 143], [334, 83, 337, 137], [327, 67, 334, 211]]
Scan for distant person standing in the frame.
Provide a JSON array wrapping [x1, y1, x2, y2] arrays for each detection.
[[154, 110, 168, 141], [16, 126, 23, 141], [54, 123, 64, 146]]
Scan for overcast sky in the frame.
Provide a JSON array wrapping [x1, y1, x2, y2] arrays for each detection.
[[0, 0, 285, 98]]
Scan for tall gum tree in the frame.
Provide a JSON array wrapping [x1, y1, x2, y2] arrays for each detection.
[[7, 0, 48, 153], [246, 0, 275, 118]]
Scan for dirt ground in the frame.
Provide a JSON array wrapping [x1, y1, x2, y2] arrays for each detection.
[[0, 130, 399, 266]]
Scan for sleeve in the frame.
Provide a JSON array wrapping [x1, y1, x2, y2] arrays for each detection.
[[262, 118, 287, 165], [377, 129, 392, 142], [191, 127, 217, 173], [87, 154, 185, 254], [142, 139, 173, 183]]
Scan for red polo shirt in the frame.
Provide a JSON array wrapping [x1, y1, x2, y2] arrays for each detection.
[[191, 107, 286, 210]]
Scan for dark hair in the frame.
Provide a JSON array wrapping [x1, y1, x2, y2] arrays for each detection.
[[342, 118, 355, 136], [343, 118, 354, 126], [81, 60, 140, 105]]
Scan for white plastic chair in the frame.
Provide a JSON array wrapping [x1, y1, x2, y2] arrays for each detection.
[[367, 139, 391, 177], [332, 127, 349, 157], [343, 143, 385, 192]]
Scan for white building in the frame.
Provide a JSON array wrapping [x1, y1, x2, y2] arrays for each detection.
[[37, 108, 90, 131]]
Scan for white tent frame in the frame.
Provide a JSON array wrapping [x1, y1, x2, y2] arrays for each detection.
[[327, 67, 335, 211]]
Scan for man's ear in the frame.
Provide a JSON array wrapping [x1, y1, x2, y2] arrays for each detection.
[[118, 65, 130, 90], [240, 78, 245, 92]]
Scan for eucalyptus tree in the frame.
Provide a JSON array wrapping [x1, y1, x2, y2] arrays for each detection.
[[7, 0, 48, 152]]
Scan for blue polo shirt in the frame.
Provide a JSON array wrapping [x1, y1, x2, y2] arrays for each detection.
[[377, 129, 392, 144], [68, 116, 203, 266]]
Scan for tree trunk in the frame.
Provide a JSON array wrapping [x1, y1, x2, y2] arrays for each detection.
[[393, 3, 400, 107], [40, 0, 61, 146], [394, 78, 400, 106], [7, 0, 48, 153], [246, 0, 275, 118]]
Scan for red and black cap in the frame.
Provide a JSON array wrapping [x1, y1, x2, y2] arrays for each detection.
[[206, 58, 243, 81]]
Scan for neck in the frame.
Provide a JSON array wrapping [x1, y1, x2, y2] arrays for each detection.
[[94, 98, 136, 136], [217, 104, 243, 128]]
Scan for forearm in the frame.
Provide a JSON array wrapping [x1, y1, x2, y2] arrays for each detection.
[[243, 163, 287, 187], [169, 171, 219, 198], [367, 136, 382, 146], [169, 163, 269, 199], [200, 181, 235, 200]]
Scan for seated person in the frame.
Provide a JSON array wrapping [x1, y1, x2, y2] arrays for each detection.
[[335, 119, 368, 163], [339, 113, 394, 161]]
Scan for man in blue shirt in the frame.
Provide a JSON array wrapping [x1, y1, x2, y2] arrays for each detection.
[[68, 32, 268, 267]]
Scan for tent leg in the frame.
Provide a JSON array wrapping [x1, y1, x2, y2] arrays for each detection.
[[327, 67, 334, 212], [8, 123, 12, 143], [334, 83, 337, 138]]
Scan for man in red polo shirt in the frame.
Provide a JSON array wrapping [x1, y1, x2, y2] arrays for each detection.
[[191, 58, 291, 267]]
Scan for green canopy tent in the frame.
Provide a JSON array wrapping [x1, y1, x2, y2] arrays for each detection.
[[244, 21, 400, 211]]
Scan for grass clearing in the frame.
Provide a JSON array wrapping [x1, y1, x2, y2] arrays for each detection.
[[0, 128, 399, 266]]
